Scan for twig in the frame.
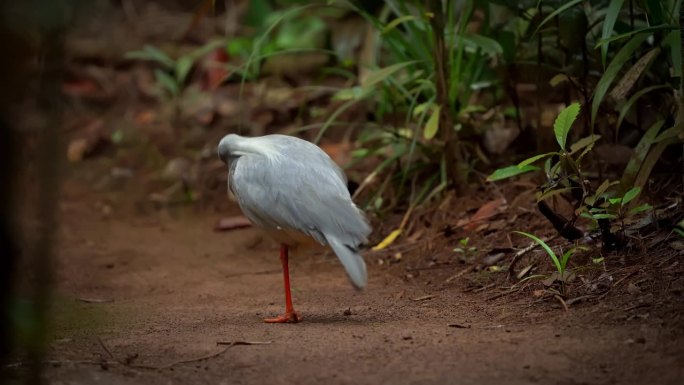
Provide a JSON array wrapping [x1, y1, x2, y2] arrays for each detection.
[[78, 297, 114, 304], [95, 337, 271, 371], [445, 266, 473, 283], [564, 295, 596, 306], [447, 323, 471, 329], [224, 269, 280, 278], [486, 288, 519, 301], [216, 340, 273, 347], [406, 264, 453, 272], [597, 270, 639, 300], [97, 337, 114, 359], [508, 235, 558, 277], [623, 303, 651, 312], [410, 294, 435, 301], [5, 360, 120, 369], [472, 283, 497, 293]]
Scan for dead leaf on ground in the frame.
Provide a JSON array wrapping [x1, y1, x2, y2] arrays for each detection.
[[457, 197, 507, 232], [214, 216, 252, 232], [67, 119, 107, 162]]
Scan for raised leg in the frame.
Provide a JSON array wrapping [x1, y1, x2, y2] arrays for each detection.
[[264, 244, 301, 323]]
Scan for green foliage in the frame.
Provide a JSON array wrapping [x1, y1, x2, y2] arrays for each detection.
[[490, 101, 658, 248], [125, 41, 223, 98], [328, 0, 504, 210], [514, 231, 584, 295], [553, 102, 581, 150]]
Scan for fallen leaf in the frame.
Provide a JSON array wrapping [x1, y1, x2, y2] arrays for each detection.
[[460, 197, 507, 231], [214, 216, 253, 232], [66, 120, 107, 162], [372, 229, 402, 250]]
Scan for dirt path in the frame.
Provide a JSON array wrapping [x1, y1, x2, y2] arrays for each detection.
[[42, 180, 683, 385]]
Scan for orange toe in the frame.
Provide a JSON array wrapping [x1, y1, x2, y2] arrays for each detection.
[[264, 311, 301, 323]]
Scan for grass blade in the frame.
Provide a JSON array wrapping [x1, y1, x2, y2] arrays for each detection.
[[594, 24, 676, 47], [518, 152, 557, 168], [601, 0, 625, 68], [362, 61, 417, 89], [533, 0, 583, 36], [591, 33, 648, 129], [621, 119, 664, 189], [616, 85, 670, 131], [514, 231, 562, 274], [487, 165, 539, 182]]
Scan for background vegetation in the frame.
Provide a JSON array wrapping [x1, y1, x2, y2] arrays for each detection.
[[2, 0, 684, 382]]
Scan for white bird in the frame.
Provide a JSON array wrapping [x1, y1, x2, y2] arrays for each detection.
[[218, 134, 371, 323]]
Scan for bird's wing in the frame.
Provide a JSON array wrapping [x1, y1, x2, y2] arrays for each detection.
[[230, 153, 370, 247]]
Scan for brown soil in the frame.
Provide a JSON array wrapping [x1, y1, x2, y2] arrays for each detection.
[[29, 173, 684, 385]]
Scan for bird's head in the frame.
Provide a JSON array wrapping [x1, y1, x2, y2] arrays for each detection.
[[217, 134, 241, 164], [218, 134, 280, 165]]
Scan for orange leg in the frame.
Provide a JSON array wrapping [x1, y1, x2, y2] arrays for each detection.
[[264, 244, 301, 323]]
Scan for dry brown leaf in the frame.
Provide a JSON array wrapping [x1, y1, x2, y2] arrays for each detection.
[[462, 197, 507, 232]]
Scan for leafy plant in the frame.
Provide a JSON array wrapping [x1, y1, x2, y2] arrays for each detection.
[[125, 41, 223, 99], [514, 231, 584, 296], [453, 237, 478, 259], [488, 101, 658, 250], [329, 0, 504, 212]]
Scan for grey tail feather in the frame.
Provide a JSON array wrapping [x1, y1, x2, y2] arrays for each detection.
[[326, 235, 367, 290]]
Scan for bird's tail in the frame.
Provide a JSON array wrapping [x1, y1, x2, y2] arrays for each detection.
[[326, 235, 367, 290]]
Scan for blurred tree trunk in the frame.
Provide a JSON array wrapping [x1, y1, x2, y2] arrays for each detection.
[[0, 1, 69, 383], [427, 0, 468, 194]]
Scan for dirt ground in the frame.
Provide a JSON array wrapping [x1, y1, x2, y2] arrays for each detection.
[[22, 170, 680, 385]]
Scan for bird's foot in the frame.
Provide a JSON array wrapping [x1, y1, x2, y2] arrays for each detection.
[[264, 311, 301, 323]]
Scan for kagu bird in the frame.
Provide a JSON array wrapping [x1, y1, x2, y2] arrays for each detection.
[[218, 134, 371, 323]]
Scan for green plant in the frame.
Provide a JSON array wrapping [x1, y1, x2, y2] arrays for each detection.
[[514, 231, 584, 296], [125, 41, 223, 99], [329, 0, 503, 211], [488, 101, 659, 249], [453, 237, 477, 259]]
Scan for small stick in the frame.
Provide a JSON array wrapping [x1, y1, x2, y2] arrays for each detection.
[[597, 270, 639, 300], [410, 294, 435, 301], [216, 340, 273, 346], [486, 288, 519, 301], [447, 323, 471, 329], [445, 266, 472, 283], [472, 283, 497, 293], [406, 264, 454, 272], [77, 298, 114, 304], [508, 235, 558, 277], [97, 337, 114, 359]]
